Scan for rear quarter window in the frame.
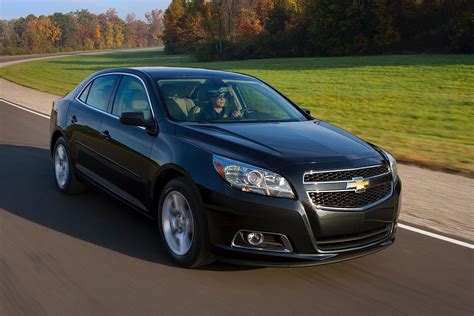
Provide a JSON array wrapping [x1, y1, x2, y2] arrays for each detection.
[[78, 83, 91, 103]]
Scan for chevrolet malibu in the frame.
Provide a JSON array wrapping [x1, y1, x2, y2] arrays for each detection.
[[50, 67, 401, 267]]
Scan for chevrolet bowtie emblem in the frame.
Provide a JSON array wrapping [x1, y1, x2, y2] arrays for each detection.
[[347, 177, 369, 193]]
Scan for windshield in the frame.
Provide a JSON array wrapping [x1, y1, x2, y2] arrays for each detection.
[[156, 78, 307, 123]]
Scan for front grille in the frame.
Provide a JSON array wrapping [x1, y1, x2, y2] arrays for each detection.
[[308, 182, 391, 209], [317, 225, 391, 252], [304, 165, 389, 182]]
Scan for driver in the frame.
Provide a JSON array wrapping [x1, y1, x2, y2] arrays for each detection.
[[197, 87, 242, 121]]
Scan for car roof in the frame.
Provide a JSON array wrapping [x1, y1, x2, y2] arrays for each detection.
[[98, 67, 257, 81]]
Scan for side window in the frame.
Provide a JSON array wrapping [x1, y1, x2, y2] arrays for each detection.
[[112, 76, 152, 122], [78, 82, 91, 103], [86, 75, 117, 111]]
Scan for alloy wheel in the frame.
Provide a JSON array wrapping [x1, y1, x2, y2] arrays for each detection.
[[54, 144, 69, 189], [161, 191, 195, 256]]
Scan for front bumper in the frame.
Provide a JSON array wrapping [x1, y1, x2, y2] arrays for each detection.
[[200, 175, 401, 266], [214, 237, 395, 267]]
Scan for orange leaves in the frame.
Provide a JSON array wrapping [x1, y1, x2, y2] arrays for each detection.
[[146, 9, 164, 45], [2, 8, 164, 55], [24, 16, 62, 53], [233, 8, 264, 41]]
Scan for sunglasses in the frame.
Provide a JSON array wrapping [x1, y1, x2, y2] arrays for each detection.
[[212, 93, 227, 99]]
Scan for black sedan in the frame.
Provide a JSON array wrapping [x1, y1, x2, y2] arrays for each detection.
[[50, 67, 401, 267]]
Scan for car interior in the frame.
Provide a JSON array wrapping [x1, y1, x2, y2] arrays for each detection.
[[158, 79, 242, 122]]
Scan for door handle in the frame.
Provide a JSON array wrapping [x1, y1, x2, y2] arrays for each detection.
[[70, 115, 77, 124], [101, 130, 111, 140]]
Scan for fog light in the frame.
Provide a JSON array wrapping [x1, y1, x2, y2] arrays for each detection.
[[247, 232, 264, 246]]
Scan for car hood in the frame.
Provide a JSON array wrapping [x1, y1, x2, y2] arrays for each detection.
[[176, 120, 381, 168]]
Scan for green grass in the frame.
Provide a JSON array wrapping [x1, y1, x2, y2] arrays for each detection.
[[1, 49, 473, 175]]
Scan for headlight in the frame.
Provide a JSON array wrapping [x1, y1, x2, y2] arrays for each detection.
[[213, 154, 295, 199], [381, 149, 397, 181]]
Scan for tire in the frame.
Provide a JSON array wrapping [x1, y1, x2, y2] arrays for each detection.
[[53, 137, 85, 194], [157, 177, 214, 268]]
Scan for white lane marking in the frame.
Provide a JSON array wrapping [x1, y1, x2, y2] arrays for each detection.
[[399, 223, 474, 249], [0, 98, 50, 119], [2, 98, 474, 250]]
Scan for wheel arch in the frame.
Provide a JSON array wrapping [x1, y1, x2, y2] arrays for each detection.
[[151, 164, 197, 216], [50, 129, 66, 156]]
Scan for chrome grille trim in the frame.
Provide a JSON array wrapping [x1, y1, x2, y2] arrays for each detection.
[[303, 164, 389, 184], [306, 183, 393, 211], [304, 172, 392, 193], [303, 164, 393, 211]]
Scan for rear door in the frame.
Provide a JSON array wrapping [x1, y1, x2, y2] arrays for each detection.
[[94, 74, 157, 211], [67, 74, 118, 177]]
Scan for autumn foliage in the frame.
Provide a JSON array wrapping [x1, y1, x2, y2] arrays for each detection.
[[0, 8, 164, 55], [162, 0, 473, 61]]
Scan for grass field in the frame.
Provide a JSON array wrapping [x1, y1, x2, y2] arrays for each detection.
[[1, 49, 473, 175]]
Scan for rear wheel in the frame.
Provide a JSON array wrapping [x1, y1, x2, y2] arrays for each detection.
[[53, 137, 85, 194], [158, 177, 214, 268]]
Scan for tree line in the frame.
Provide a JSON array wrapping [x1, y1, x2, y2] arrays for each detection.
[[0, 8, 164, 55], [162, 0, 473, 61]]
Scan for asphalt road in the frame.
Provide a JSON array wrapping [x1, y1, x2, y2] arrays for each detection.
[[0, 100, 473, 315]]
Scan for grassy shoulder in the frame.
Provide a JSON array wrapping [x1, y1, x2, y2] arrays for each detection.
[[1, 49, 473, 175]]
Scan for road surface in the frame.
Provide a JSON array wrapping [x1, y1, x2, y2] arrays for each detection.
[[0, 100, 472, 315]]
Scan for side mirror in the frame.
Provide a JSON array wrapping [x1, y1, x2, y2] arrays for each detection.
[[119, 111, 156, 134], [119, 111, 147, 126], [302, 108, 311, 116]]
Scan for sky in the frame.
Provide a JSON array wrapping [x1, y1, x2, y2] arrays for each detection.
[[0, 0, 172, 21]]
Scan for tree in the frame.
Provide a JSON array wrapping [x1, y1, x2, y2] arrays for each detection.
[[114, 23, 124, 48], [94, 24, 104, 49], [163, 0, 186, 53], [74, 9, 98, 49], [146, 9, 164, 46], [84, 37, 94, 49], [366, 0, 400, 52], [124, 13, 138, 48], [24, 15, 61, 53], [233, 8, 264, 41], [51, 12, 79, 51], [13, 17, 29, 53], [307, 0, 369, 55], [200, 1, 226, 56], [48, 19, 62, 49], [105, 22, 114, 48], [0, 20, 17, 54], [104, 8, 120, 24], [221, 0, 240, 36], [266, 0, 289, 35], [1, 7, 165, 55], [450, 9, 474, 52], [136, 20, 151, 47]]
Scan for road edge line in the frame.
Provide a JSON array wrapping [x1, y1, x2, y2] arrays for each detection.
[[2, 98, 473, 250], [0, 98, 50, 119], [399, 223, 474, 249]]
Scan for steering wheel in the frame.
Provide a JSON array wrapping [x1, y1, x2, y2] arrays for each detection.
[[239, 107, 258, 116], [229, 107, 258, 120]]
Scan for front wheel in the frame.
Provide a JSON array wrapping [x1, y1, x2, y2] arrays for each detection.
[[158, 177, 214, 268]]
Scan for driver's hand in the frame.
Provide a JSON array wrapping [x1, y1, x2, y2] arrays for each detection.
[[232, 110, 242, 118]]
